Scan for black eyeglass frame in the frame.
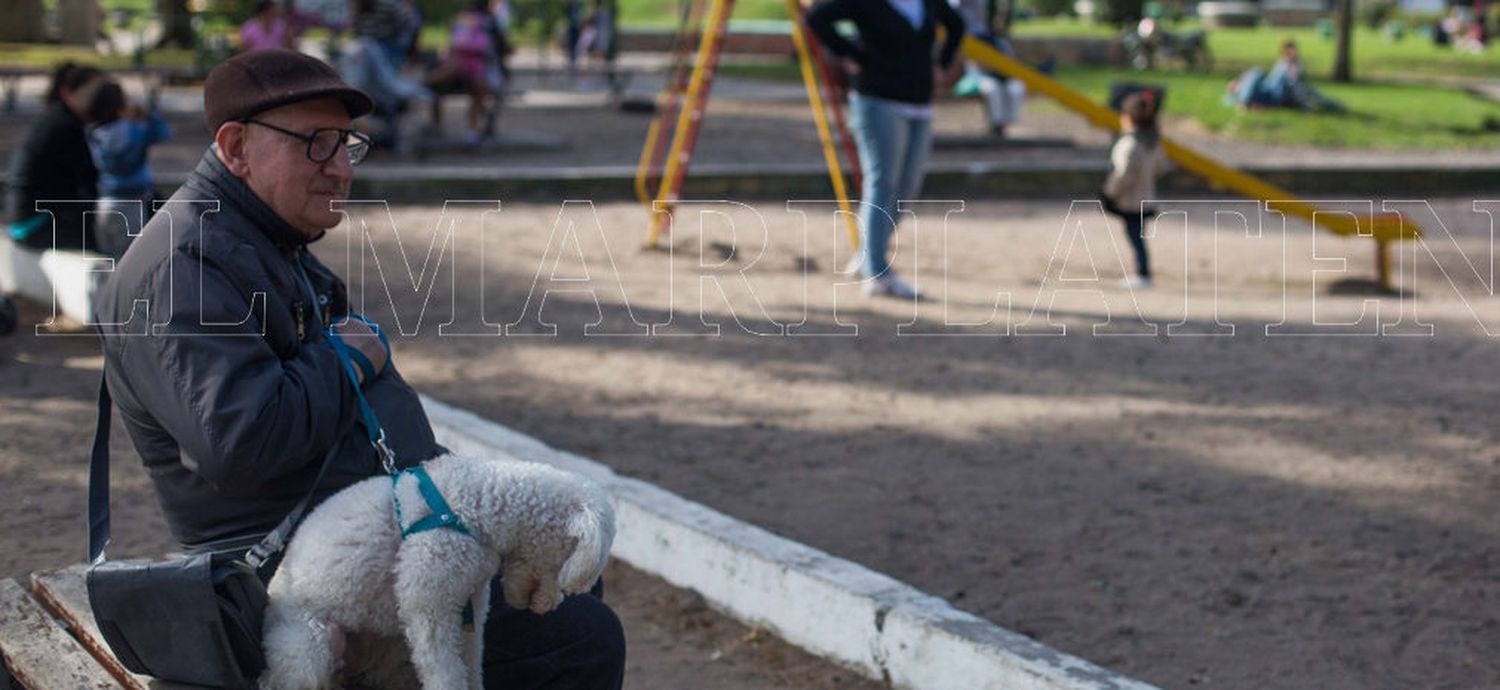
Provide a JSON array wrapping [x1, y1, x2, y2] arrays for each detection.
[[242, 119, 373, 166]]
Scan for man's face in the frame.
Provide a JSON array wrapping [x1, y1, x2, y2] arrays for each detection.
[[220, 99, 355, 236]]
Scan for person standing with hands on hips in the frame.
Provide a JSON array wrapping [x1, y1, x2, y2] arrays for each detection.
[[806, 0, 965, 299]]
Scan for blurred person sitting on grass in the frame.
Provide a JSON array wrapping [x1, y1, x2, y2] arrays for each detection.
[[1226, 40, 1344, 113]]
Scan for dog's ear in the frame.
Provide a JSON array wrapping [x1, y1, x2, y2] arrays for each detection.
[[557, 498, 614, 593]]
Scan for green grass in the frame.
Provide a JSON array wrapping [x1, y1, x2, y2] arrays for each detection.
[[1052, 65, 1500, 148], [618, 0, 787, 27], [1011, 16, 1120, 38], [1012, 17, 1500, 80], [1201, 24, 1500, 79], [1005, 16, 1500, 146], [0, 42, 194, 69]]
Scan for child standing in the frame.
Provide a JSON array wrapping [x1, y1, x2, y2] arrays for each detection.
[[87, 81, 171, 258], [1101, 91, 1169, 289]]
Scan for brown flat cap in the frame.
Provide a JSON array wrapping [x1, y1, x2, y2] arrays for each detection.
[[203, 49, 374, 133]]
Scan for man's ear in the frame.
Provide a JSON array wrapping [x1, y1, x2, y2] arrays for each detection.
[[214, 122, 252, 178]]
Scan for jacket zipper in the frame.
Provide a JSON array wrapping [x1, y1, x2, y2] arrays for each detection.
[[290, 250, 325, 331]]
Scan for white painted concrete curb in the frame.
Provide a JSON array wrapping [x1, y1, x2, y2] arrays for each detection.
[[422, 396, 1161, 690]]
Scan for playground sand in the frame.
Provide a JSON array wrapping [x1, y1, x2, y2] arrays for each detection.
[[3, 197, 1498, 690], [367, 198, 1499, 690]]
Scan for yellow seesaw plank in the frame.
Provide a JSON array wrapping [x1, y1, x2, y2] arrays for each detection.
[[959, 36, 1419, 243]]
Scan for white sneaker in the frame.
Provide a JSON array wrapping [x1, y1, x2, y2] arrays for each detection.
[[1118, 276, 1153, 290], [863, 272, 921, 299]]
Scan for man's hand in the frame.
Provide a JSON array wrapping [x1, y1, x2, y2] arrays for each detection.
[[333, 319, 389, 385]]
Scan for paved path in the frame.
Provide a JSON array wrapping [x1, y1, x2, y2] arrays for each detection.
[[5, 55, 1495, 200]]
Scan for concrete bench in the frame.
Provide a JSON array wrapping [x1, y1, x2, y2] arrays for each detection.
[[0, 238, 109, 326], [0, 64, 195, 113], [1198, 0, 1263, 28], [0, 67, 45, 114]]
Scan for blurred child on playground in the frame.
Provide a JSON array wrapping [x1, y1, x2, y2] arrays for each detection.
[[425, 0, 505, 146], [86, 80, 171, 258], [1100, 91, 1168, 290]]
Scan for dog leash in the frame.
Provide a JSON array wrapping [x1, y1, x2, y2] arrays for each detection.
[[326, 313, 398, 474], [325, 316, 473, 540]]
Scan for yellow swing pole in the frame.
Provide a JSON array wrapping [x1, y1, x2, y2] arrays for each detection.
[[644, 0, 734, 249], [636, 110, 668, 208], [635, 0, 704, 208], [786, 0, 861, 250]]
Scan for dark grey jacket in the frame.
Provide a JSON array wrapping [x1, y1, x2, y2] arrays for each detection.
[[96, 149, 440, 551]]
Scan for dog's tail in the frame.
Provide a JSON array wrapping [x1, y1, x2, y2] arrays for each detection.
[[558, 493, 615, 593]]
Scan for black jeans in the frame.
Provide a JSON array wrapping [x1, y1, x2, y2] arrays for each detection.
[[482, 577, 626, 690], [1101, 195, 1153, 279]]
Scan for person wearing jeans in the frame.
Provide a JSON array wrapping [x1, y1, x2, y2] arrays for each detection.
[[807, 0, 964, 299], [849, 93, 933, 292]]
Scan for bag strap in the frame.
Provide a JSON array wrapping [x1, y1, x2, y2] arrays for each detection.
[[88, 375, 339, 580], [87, 378, 113, 564], [248, 317, 394, 569], [242, 444, 339, 576]]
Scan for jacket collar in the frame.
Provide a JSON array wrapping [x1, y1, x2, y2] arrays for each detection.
[[191, 147, 327, 249]]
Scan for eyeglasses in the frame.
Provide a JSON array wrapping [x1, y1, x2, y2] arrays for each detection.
[[242, 119, 373, 166]]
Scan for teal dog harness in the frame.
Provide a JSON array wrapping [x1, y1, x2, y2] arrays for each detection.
[[392, 465, 472, 538]]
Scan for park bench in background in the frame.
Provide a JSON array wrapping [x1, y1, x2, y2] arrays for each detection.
[[0, 64, 197, 113], [0, 237, 109, 327]]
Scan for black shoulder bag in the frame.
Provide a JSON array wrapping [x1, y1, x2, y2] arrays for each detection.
[[86, 378, 337, 689]]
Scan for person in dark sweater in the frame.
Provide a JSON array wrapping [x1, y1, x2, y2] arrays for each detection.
[[6, 63, 106, 251], [807, 0, 964, 299]]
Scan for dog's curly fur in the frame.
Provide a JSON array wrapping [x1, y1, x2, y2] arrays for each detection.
[[258, 454, 615, 690]]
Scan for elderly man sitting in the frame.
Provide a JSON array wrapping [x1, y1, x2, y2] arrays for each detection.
[[93, 49, 625, 689]]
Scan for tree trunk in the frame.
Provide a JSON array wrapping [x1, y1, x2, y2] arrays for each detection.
[[0, 0, 46, 42], [156, 0, 196, 48], [1332, 0, 1353, 82], [994, 0, 1018, 37], [58, 0, 100, 45]]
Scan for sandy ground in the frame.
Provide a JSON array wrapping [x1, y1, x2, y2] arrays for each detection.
[[6, 196, 1495, 689], [331, 197, 1495, 690]]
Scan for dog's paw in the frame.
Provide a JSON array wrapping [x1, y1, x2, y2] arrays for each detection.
[[528, 586, 564, 615]]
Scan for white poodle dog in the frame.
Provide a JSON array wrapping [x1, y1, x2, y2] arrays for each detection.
[[258, 454, 615, 690]]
